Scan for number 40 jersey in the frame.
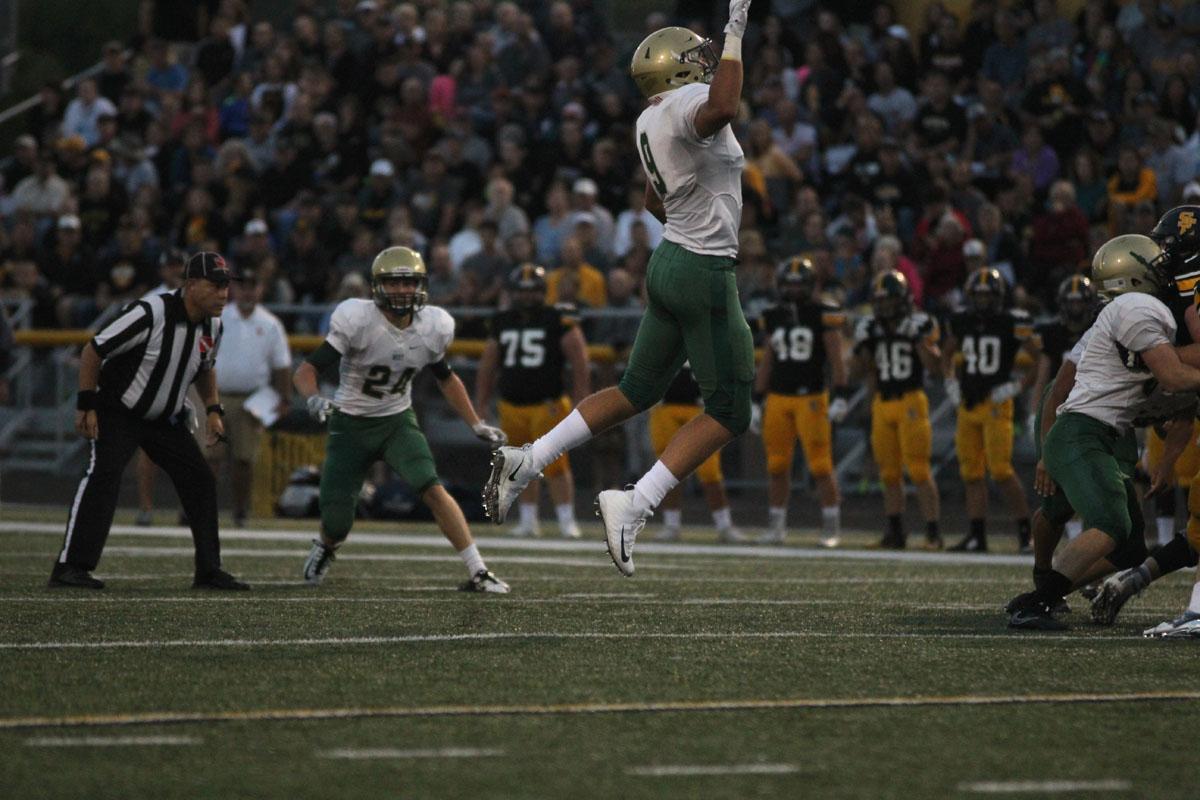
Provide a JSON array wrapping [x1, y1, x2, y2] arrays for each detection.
[[945, 308, 1033, 407], [326, 298, 456, 417]]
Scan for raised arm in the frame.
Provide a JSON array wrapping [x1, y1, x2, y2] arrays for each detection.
[[692, 0, 749, 140]]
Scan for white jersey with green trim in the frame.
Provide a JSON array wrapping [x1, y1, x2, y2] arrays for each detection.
[[325, 299, 455, 418], [635, 82, 744, 257], [1058, 293, 1175, 431]]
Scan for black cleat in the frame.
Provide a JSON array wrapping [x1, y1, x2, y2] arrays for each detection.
[[192, 569, 250, 591], [1008, 606, 1069, 631], [949, 534, 987, 553], [47, 564, 105, 590], [876, 533, 906, 550]]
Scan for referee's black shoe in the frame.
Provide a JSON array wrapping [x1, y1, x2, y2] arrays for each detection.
[[192, 569, 250, 591], [48, 564, 105, 590]]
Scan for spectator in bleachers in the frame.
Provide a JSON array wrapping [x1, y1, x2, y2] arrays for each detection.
[[2, 136, 39, 193], [547, 235, 604, 309], [1106, 144, 1157, 234], [1027, 180, 1089, 303], [11, 157, 70, 220], [569, 177, 614, 260], [62, 79, 117, 149], [460, 218, 508, 306], [613, 184, 663, 261]]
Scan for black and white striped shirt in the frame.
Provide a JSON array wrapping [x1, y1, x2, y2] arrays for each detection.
[[92, 290, 222, 421]]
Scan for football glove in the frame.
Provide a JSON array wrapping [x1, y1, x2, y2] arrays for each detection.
[[472, 421, 508, 447], [990, 380, 1022, 404], [725, 0, 751, 38], [828, 397, 849, 423], [749, 402, 763, 435], [944, 378, 962, 407], [306, 395, 333, 424]]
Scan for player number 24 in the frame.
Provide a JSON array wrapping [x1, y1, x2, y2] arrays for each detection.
[[361, 365, 417, 398]]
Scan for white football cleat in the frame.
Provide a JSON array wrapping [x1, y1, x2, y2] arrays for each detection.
[[717, 526, 747, 544], [758, 526, 786, 545], [653, 525, 682, 542], [508, 520, 540, 538], [818, 534, 840, 548], [459, 569, 511, 594], [483, 444, 541, 524], [595, 489, 648, 577], [560, 521, 582, 539], [1143, 610, 1200, 638], [303, 539, 337, 585]]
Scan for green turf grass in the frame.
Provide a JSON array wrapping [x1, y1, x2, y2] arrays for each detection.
[[2, 518, 1198, 799]]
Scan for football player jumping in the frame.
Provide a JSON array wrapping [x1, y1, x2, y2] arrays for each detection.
[[941, 268, 1039, 553], [752, 256, 850, 547], [483, 0, 756, 576], [853, 270, 944, 550], [474, 264, 590, 539], [293, 247, 511, 592]]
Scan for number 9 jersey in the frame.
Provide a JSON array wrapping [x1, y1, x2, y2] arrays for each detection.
[[326, 298, 456, 417], [853, 311, 939, 399]]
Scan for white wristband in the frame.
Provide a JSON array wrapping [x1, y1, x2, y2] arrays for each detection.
[[722, 35, 742, 62]]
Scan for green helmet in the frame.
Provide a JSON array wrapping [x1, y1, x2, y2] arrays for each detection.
[[1090, 234, 1166, 301], [371, 246, 427, 315], [629, 27, 718, 98]]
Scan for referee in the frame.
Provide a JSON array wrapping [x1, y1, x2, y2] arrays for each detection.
[[49, 252, 250, 591]]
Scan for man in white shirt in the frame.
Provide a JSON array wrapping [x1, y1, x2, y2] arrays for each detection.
[[62, 78, 118, 148], [209, 267, 293, 527]]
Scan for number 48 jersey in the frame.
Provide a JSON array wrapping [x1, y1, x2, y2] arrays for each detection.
[[487, 304, 575, 404], [757, 301, 846, 395], [327, 299, 456, 417], [946, 309, 1033, 407], [854, 312, 939, 400]]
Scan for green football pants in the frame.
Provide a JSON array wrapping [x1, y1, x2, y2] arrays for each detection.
[[618, 239, 755, 434]]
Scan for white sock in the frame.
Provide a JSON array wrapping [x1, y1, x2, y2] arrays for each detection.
[[1157, 516, 1174, 546], [519, 503, 538, 528], [768, 506, 787, 530], [821, 506, 841, 538], [459, 543, 486, 576], [1188, 582, 1200, 615], [529, 409, 592, 472], [555, 503, 575, 529], [631, 460, 678, 516], [1065, 519, 1083, 540], [663, 509, 682, 529], [712, 506, 732, 531]]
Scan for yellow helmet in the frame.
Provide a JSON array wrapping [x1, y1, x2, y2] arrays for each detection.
[[371, 246, 428, 315], [630, 27, 718, 98], [1090, 234, 1166, 300]]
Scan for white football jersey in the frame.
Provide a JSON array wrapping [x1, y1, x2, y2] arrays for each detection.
[[325, 299, 455, 417], [1058, 293, 1175, 431], [635, 82, 744, 257]]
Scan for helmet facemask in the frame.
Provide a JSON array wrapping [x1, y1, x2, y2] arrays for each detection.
[[373, 274, 427, 316]]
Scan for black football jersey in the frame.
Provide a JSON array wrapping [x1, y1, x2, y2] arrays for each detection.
[[947, 309, 1033, 407], [662, 363, 702, 405], [488, 304, 573, 404], [757, 301, 846, 395], [1035, 319, 1080, 379], [853, 311, 939, 400]]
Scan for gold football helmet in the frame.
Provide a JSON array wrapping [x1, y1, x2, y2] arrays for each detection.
[[371, 246, 428, 314], [629, 27, 718, 98], [1090, 234, 1165, 300]]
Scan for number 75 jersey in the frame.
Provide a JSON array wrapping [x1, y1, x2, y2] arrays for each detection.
[[487, 305, 575, 404], [326, 299, 456, 417], [854, 311, 939, 400]]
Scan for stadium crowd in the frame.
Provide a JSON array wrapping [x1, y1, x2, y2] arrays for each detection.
[[1, 0, 1199, 336]]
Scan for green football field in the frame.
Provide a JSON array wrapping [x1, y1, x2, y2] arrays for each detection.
[[2, 509, 1198, 799]]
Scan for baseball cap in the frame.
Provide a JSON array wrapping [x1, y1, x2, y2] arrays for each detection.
[[244, 218, 269, 236], [887, 24, 910, 41], [370, 158, 395, 177], [57, 214, 81, 230], [184, 251, 232, 287], [1183, 181, 1200, 202], [962, 239, 986, 258], [573, 177, 598, 196], [573, 211, 597, 227]]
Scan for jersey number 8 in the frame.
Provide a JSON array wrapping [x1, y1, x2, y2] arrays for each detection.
[[500, 329, 546, 369]]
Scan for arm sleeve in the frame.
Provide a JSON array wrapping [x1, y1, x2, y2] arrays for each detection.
[[428, 359, 453, 380], [1012, 311, 1034, 341], [306, 341, 343, 373], [676, 84, 714, 145], [1117, 317, 1172, 353], [821, 303, 847, 330], [852, 318, 872, 354], [325, 302, 355, 355], [92, 302, 152, 359]]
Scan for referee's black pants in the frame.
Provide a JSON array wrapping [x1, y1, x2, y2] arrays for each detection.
[[56, 404, 222, 576]]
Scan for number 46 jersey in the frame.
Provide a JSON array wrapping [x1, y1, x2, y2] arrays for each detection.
[[326, 298, 456, 417], [946, 309, 1033, 407], [487, 304, 575, 405], [757, 300, 846, 395], [854, 312, 940, 400]]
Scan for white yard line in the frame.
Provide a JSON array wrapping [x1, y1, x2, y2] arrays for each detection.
[[958, 779, 1132, 793], [319, 747, 504, 760], [0, 629, 1148, 651], [3, 691, 1197, 731], [0, 521, 1033, 566], [627, 763, 799, 777], [24, 735, 199, 747]]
